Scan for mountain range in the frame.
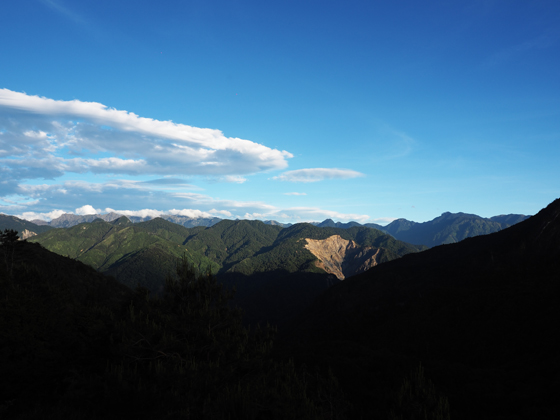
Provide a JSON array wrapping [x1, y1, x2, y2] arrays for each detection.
[[4, 209, 528, 248], [0, 209, 529, 326], [23, 217, 423, 325], [316, 212, 529, 247]]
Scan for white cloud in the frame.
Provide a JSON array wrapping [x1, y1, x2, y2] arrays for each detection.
[[24, 130, 48, 139], [171, 192, 277, 211], [17, 209, 66, 221], [223, 175, 247, 184], [0, 89, 293, 183], [75, 204, 98, 215], [368, 217, 397, 226], [209, 209, 233, 217], [104, 208, 163, 219], [275, 206, 370, 223], [12, 178, 372, 224], [283, 192, 307, 196], [273, 168, 365, 183], [167, 208, 216, 218]]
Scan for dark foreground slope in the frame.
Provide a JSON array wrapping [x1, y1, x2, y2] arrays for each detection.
[[287, 199, 560, 419], [0, 240, 349, 420]]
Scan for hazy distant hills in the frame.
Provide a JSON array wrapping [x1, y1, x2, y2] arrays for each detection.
[[127, 214, 222, 228], [29, 212, 222, 229], [316, 212, 529, 248], [289, 199, 560, 418], [379, 211, 530, 247]]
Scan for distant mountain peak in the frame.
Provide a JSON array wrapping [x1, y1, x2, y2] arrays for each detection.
[[111, 216, 132, 226]]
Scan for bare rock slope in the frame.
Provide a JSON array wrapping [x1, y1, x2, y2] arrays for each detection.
[[304, 235, 382, 280]]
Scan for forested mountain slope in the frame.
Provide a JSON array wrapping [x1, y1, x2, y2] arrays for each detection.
[[28, 217, 218, 293], [28, 217, 424, 325], [0, 214, 52, 238]]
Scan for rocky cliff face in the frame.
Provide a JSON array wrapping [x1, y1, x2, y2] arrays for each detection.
[[304, 235, 381, 280], [20, 229, 37, 240]]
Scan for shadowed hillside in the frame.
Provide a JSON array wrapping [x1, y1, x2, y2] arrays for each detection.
[[0, 238, 349, 419], [287, 199, 560, 419]]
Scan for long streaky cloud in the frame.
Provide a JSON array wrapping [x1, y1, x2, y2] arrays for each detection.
[[273, 168, 364, 183], [0, 89, 292, 180]]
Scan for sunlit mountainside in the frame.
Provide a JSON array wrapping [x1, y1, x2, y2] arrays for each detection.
[[21, 216, 422, 325]]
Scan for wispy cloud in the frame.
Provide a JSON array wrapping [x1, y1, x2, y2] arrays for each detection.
[[284, 192, 307, 196], [38, 0, 89, 28], [481, 31, 559, 69], [263, 206, 370, 223], [273, 168, 364, 183], [222, 175, 247, 184], [12, 178, 371, 223], [369, 217, 397, 225], [16, 209, 67, 222]]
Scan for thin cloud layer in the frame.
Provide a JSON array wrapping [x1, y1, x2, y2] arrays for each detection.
[[273, 168, 365, 183], [243, 206, 370, 223], [12, 178, 371, 224], [0, 89, 292, 185]]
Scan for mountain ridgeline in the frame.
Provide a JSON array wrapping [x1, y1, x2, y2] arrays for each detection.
[[24, 217, 424, 325], [14, 209, 529, 248], [2, 208, 529, 325], [378, 211, 529, 247]]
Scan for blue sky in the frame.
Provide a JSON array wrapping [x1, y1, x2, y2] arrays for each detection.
[[1, 0, 559, 224]]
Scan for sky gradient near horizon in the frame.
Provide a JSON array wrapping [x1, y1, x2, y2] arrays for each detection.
[[1, 0, 560, 224]]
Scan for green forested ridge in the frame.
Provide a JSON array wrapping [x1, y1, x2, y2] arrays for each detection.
[[24, 217, 424, 326], [0, 214, 53, 235], [28, 218, 220, 290], [182, 219, 284, 270], [225, 223, 424, 276]]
